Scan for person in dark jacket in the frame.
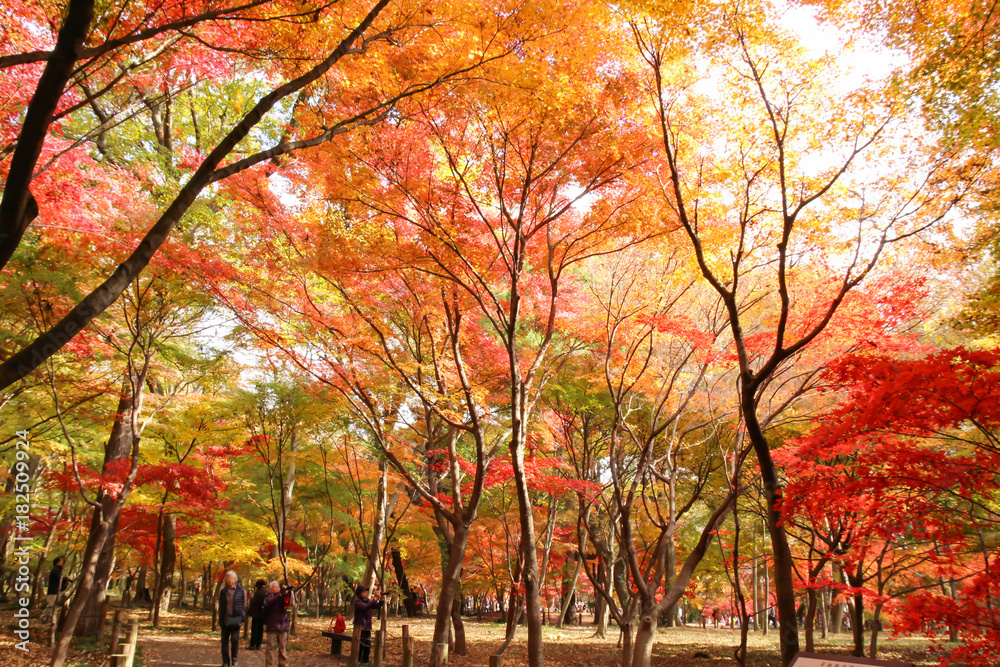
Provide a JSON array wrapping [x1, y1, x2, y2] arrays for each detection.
[[247, 579, 268, 650], [46, 557, 63, 608], [218, 571, 246, 667], [353, 585, 384, 664], [263, 581, 293, 667]]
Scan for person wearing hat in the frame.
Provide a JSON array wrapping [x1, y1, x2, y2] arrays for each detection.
[[353, 585, 384, 664]]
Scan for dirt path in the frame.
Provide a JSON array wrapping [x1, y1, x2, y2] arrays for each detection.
[[140, 630, 338, 667]]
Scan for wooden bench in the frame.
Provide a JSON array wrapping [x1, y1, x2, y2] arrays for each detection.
[[321, 630, 354, 656]]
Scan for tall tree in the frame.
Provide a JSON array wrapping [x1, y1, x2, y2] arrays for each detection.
[[632, 4, 977, 662]]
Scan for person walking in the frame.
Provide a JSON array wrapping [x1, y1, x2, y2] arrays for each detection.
[[353, 585, 384, 664], [218, 571, 246, 667], [247, 579, 268, 650], [263, 581, 293, 667]]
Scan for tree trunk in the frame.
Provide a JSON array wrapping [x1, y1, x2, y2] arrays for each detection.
[[49, 495, 125, 667], [742, 394, 797, 665], [136, 567, 148, 604], [662, 525, 678, 627], [868, 603, 883, 659], [621, 622, 635, 667], [390, 549, 417, 618], [76, 375, 142, 636], [832, 564, 846, 634], [177, 555, 185, 609], [762, 555, 770, 636], [848, 572, 864, 658], [451, 595, 466, 655], [202, 564, 212, 610], [362, 461, 388, 589], [948, 578, 959, 643], [804, 587, 817, 652], [430, 523, 470, 666], [557, 555, 582, 628], [510, 437, 543, 667], [152, 514, 176, 625], [819, 588, 828, 640]]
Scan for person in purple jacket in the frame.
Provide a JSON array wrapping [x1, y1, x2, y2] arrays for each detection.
[[263, 581, 294, 667], [353, 585, 384, 664]]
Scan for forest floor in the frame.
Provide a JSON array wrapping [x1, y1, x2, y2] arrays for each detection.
[[0, 606, 940, 667]]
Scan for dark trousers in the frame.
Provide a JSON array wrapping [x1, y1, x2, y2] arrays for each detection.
[[222, 625, 240, 665], [250, 617, 265, 649], [359, 629, 372, 663]]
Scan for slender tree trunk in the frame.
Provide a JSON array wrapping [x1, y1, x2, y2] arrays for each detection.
[[451, 595, 466, 655], [362, 461, 388, 589], [430, 523, 470, 666], [202, 564, 212, 610], [49, 495, 125, 667], [391, 549, 418, 616], [832, 564, 846, 634], [742, 395, 797, 665], [762, 553, 770, 637], [593, 554, 609, 634], [177, 555, 186, 609], [948, 578, 959, 643], [510, 430, 543, 667], [621, 622, 635, 667], [662, 531, 677, 628], [597, 558, 611, 637], [804, 587, 818, 652], [136, 567, 148, 604], [77, 375, 142, 636], [868, 603, 883, 659], [848, 571, 864, 657], [820, 587, 828, 640], [152, 514, 176, 625], [732, 508, 749, 667], [557, 555, 582, 628]]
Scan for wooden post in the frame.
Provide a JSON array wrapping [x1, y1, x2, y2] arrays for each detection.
[[490, 655, 502, 667], [373, 631, 384, 667], [350, 624, 362, 665], [401, 624, 412, 667], [374, 603, 388, 667], [402, 637, 414, 667], [110, 619, 140, 667], [107, 608, 124, 663], [434, 642, 449, 667]]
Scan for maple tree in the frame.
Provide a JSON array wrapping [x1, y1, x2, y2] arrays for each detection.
[[630, 1, 983, 662], [3, 2, 1000, 667], [781, 346, 1000, 663], [0, 0, 539, 392]]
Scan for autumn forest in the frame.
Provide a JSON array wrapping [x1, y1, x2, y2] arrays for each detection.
[[1, 0, 999, 666]]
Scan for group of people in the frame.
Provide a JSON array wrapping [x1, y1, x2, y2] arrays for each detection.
[[216, 573, 386, 667], [216, 571, 294, 667]]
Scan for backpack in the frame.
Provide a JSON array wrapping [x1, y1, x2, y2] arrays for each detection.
[[332, 614, 346, 634]]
